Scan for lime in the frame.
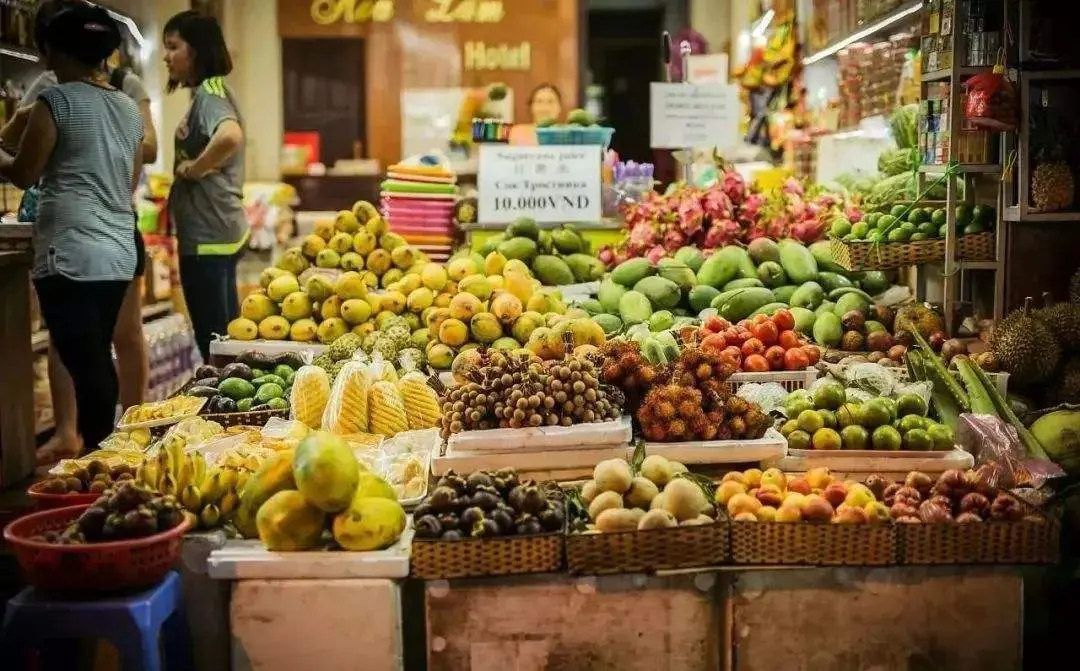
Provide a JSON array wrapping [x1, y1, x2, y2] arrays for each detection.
[[840, 424, 869, 450], [784, 392, 815, 419], [843, 233, 855, 241], [786, 429, 812, 451], [917, 221, 937, 236], [962, 222, 985, 235], [819, 409, 837, 429], [903, 428, 933, 451], [860, 400, 891, 428], [780, 419, 799, 437], [797, 409, 825, 434], [830, 219, 852, 237], [901, 221, 917, 234], [955, 204, 972, 227], [812, 382, 846, 410], [975, 204, 995, 225], [890, 204, 907, 219], [867, 230, 883, 242], [237, 397, 254, 412], [910, 232, 929, 241], [931, 208, 947, 226], [878, 214, 897, 230], [267, 396, 289, 411], [908, 208, 929, 225], [887, 227, 910, 242], [851, 221, 870, 238], [896, 392, 929, 417], [872, 424, 903, 450], [927, 423, 954, 450], [836, 402, 862, 428], [878, 397, 898, 421], [896, 414, 926, 434], [865, 212, 881, 227], [938, 224, 949, 238], [812, 427, 842, 450]]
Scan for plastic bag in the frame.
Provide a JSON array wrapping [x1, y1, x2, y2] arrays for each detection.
[[737, 382, 791, 416], [957, 414, 1063, 490], [963, 67, 1017, 131], [321, 358, 373, 434], [289, 365, 331, 429]]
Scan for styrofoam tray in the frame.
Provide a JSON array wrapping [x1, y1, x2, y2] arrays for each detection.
[[115, 396, 208, 431], [208, 339, 327, 357], [786, 446, 969, 460], [445, 415, 632, 452], [644, 428, 787, 465], [432, 445, 628, 478], [207, 534, 411, 580], [551, 281, 600, 298], [766, 447, 974, 473]]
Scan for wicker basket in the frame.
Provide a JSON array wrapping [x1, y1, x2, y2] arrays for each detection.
[[727, 370, 819, 394], [566, 521, 729, 575], [200, 408, 289, 429], [730, 521, 897, 566], [830, 237, 945, 271], [957, 231, 995, 260], [898, 511, 1060, 565], [409, 533, 564, 579]]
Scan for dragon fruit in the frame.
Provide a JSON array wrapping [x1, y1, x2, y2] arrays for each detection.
[[662, 228, 687, 251], [721, 170, 747, 204], [628, 221, 659, 249], [703, 219, 742, 248], [782, 177, 804, 196], [598, 247, 616, 266], [645, 245, 667, 264], [845, 205, 863, 222]]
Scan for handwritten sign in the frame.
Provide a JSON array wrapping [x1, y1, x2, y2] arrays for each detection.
[[478, 145, 602, 224], [310, 0, 394, 24], [649, 83, 739, 150]]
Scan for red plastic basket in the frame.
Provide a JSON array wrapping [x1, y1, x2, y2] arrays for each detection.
[[3, 504, 192, 595], [26, 481, 101, 510]]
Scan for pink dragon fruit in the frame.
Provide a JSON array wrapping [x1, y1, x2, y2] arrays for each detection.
[[598, 247, 616, 267], [721, 170, 747, 204], [738, 192, 765, 223], [662, 227, 687, 251], [782, 177, 804, 197], [790, 219, 825, 243], [845, 206, 863, 222], [702, 188, 734, 222], [628, 221, 659, 249], [703, 219, 743, 248], [675, 194, 705, 236], [645, 245, 667, 264]]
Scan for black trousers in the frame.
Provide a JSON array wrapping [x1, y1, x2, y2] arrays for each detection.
[[179, 253, 239, 362], [34, 275, 129, 451]]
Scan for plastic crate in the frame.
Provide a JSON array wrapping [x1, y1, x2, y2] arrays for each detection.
[[727, 370, 820, 393]]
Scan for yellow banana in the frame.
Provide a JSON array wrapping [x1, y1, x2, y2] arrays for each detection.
[[220, 468, 239, 491], [201, 472, 224, 506], [180, 484, 202, 512], [200, 504, 221, 529], [177, 455, 195, 492], [218, 488, 239, 518], [160, 472, 178, 497], [192, 453, 207, 487], [155, 450, 171, 490], [236, 470, 250, 493]]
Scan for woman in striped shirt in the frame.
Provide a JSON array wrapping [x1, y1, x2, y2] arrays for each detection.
[[0, 2, 144, 452]]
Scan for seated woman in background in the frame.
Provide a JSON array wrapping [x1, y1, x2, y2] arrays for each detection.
[[509, 83, 563, 146]]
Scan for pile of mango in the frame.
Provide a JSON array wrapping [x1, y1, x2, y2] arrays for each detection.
[[479, 217, 607, 287]]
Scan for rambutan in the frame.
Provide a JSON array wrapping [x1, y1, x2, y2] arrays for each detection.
[[618, 354, 639, 372], [643, 423, 666, 441], [678, 399, 699, 418], [668, 419, 687, 439], [695, 363, 712, 380], [657, 401, 677, 419], [726, 395, 749, 415], [728, 416, 747, 437], [717, 425, 732, 440], [701, 424, 719, 441], [601, 363, 621, 381], [706, 409, 725, 424]]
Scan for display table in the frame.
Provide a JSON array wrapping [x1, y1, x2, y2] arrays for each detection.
[[465, 219, 626, 257]]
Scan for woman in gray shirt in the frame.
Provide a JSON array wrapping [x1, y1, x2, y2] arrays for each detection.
[[0, 2, 143, 452]]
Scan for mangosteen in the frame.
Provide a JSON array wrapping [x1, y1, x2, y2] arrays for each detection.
[[491, 508, 515, 535], [414, 515, 443, 539], [438, 473, 468, 494], [441, 529, 463, 541], [507, 485, 527, 511], [460, 506, 486, 529], [518, 486, 548, 515], [427, 486, 458, 512], [491, 476, 508, 493], [515, 514, 544, 536], [76, 506, 108, 538], [538, 505, 565, 532], [471, 518, 500, 538], [413, 502, 435, 519], [466, 471, 494, 491], [471, 490, 501, 512], [437, 512, 460, 531]]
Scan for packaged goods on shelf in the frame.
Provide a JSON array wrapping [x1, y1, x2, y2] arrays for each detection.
[[145, 313, 202, 401]]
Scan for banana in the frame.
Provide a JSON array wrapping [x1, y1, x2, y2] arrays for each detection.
[[201, 471, 224, 506], [218, 488, 239, 518], [156, 450, 172, 490], [180, 484, 202, 512], [200, 504, 221, 529], [243, 454, 260, 471], [192, 453, 207, 486], [177, 455, 195, 493], [220, 468, 239, 491], [160, 472, 178, 497], [136, 460, 158, 488], [236, 470, 251, 493]]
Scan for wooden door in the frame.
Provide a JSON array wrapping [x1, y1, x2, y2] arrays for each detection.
[[282, 38, 366, 168]]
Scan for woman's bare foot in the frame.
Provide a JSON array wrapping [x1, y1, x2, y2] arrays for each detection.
[[35, 432, 84, 466]]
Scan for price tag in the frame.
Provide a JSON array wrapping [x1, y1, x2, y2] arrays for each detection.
[[649, 83, 740, 150], [477, 145, 602, 224]]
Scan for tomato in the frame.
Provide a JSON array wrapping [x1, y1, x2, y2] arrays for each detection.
[[700, 333, 728, 352], [778, 329, 801, 350], [752, 313, 770, 325], [803, 345, 821, 365], [703, 315, 729, 333], [764, 345, 786, 370], [751, 320, 779, 346], [737, 319, 753, 331], [721, 346, 743, 364], [743, 354, 770, 373], [771, 308, 795, 332], [783, 347, 810, 370], [720, 328, 740, 342], [740, 337, 765, 357]]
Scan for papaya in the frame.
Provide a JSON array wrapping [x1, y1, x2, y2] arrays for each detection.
[[234, 450, 297, 539], [633, 276, 681, 310], [293, 431, 360, 513], [533, 255, 576, 286], [748, 238, 781, 264], [833, 291, 872, 317], [551, 228, 582, 254], [332, 496, 407, 551], [789, 281, 825, 310], [256, 490, 326, 552], [714, 287, 776, 321], [756, 261, 787, 287], [735, 248, 758, 279], [564, 254, 605, 283], [610, 258, 654, 287], [812, 312, 842, 348], [688, 285, 720, 313], [597, 277, 628, 313], [778, 239, 819, 284], [673, 246, 705, 272], [790, 307, 816, 334], [815, 301, 837, 318], [496, 237, 538, 264]]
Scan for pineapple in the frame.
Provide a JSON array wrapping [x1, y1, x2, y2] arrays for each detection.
[[368, 381, 408, 437], [289, 365, 331, 429], [322, 362, 371, 434], [397, 372, 440, 430], [1030, 110, 1075, 212]]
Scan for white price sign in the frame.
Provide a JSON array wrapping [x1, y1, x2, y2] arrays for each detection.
[[478, 145, 602, 224], [649, 82, 740, 150]]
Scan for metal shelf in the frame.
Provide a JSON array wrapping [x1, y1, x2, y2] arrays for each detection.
[[0, 42, 40, 63], [1021, 69, 1080, 82], [802, 0, 923, 66], [921, 66, 983, 82], [959, 260, 1000, 270], [919, 164, 1002, 174]]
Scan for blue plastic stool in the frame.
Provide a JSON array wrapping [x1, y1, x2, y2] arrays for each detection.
[[1, 570, 192, 671]]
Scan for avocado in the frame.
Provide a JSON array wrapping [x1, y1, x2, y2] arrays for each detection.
[[236, 351, 274, 369], [194, 364, 219, 380], [252, 374, 287, 389], [192, 376, 219, 388], [236, 397, 254, 412], [207, 396, 236, 414], [187, 386, 219, 398], [271, 352, 305, 369], [220, 362, 254, 381], [218, 377, 255, 400], [254, 383, 284, 404]]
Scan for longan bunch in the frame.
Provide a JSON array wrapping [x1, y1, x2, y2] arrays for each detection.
[[539, 356, 620, 427]]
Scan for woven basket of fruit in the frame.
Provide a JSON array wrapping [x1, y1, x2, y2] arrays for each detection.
[[888, 469, 1060, 565], [409, 470, 566, 579], [829, 237, 946, 271], [4, 483, 192, 594], [730, 520, 897, 565], [567, 520, 729, 575], [957, 231, 995, 261], [174, 358, 296, 429]]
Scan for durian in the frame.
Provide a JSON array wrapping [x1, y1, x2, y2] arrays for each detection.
[[1070, 267, 1080, 304], [397, 372, 440, 430], [368, 381, 408, 437], [990, 296, 1061, 385], [289, 365, 331, 429], [322, 362, 371, 434], [1056, 358, 1080, 404], [1035, 292, 1080, 352]]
